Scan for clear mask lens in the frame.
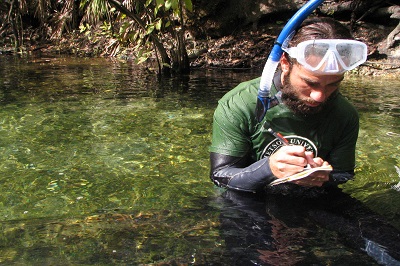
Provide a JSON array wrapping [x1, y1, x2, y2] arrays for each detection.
[[283, 39, 368, 74]]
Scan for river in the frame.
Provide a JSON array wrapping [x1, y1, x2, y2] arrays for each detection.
[[0, 56, 399, 265]]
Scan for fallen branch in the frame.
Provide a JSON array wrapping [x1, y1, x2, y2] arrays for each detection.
[[387, 21, 400, 49], [362, 61, 400, 70]]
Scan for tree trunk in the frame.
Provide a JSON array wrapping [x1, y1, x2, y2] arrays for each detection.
[[107, 0, 171, 74], [9, 0, 22, 49], [176, 0, 190, 73], [71, 0, 81, 30]]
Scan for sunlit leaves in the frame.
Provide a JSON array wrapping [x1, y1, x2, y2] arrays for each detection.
[[146, 24, 155, 35], [119, 21, 131, 40], [165, 0, 178, 11], [7, 0, 193, 70], [79, 23, 91, 33], [165, 0, 172, 10], [85, 0, 113, 24], [154, 18, 161, 30], [154, 0, 163, 15], [135, 45, 153, 64], [156, 0, 165, 9]]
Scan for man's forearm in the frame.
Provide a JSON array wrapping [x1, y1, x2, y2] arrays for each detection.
[[210, 152, 355, 192], [210, 153, 276, 192]]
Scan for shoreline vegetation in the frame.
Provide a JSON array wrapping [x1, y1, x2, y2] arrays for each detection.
[[1, 0, 399, 77]]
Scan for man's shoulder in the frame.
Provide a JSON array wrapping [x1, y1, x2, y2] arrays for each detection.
[[322, 92, 359, 129], [332, 93, 359, 116], [219, 77, 260, 105]]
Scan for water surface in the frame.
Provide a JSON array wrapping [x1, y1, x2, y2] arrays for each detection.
[[0, 56, 399, 265]]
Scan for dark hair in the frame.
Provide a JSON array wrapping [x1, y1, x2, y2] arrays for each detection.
[[289, 17, 353, 46]]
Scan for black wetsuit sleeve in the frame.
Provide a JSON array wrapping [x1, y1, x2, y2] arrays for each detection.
[[328, 170, 355, 186], [210, 152, 277, 193], [210, 152, 355, 192]]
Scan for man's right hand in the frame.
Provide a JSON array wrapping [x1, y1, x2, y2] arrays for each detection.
[[269, 146, 331, 187], [269, 145, 309, 179]]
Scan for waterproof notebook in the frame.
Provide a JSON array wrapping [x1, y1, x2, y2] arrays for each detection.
[[269, 165, 333, 186]]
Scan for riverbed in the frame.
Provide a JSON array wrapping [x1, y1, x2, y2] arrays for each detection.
[[0, 56, 399, 265]]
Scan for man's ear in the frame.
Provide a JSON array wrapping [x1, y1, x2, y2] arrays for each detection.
[[280, 54, 291, 75]]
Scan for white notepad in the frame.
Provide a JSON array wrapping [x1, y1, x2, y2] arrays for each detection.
[[269, 165, 333, 186]]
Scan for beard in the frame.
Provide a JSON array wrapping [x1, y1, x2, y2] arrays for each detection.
[[281, 74, 335, 117]]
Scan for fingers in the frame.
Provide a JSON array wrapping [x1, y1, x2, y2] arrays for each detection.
[[269, 146, 308, 178], [305, 151, 315, 167], [321, 161, 330, 166], [293, 171, 330, 187], [305, 152, 327, 168], [269, 146, 332, 187], [275, 146, 308, 165]]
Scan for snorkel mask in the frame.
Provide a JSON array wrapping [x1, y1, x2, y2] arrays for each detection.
[[282, 39, 368, 74]]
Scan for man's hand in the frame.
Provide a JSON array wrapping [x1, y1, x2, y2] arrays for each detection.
[[269, 146, 331, 187]]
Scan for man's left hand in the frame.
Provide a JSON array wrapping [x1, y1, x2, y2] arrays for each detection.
[[292, 152, 331, 187]]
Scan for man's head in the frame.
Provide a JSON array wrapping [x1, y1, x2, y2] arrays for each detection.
[[279, 17, 366, 116]]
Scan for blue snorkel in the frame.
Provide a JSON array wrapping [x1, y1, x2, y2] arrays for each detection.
[[256, 0, 325, 122]]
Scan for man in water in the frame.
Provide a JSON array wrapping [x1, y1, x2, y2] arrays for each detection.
[[209, 17, 368, 193]]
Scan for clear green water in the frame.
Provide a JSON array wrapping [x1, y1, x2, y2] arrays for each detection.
[[341, 77, 400, 225], [0, 56, 399, 265]]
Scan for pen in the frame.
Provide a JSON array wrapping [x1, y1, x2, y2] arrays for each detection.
[[267, 128, 290, 146], [267, 128, 312, 169]]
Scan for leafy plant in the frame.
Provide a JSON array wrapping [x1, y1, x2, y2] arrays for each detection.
[[0, 0, 192, 74], [103, 0, 193, 73]]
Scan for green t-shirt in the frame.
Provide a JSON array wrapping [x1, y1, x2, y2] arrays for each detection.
[[210, 77, 359, 172]]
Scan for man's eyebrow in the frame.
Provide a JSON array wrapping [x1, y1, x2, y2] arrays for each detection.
[[302, 76, 344, 86], [301, 77, 321, 87], [303, 78, 319, 86]]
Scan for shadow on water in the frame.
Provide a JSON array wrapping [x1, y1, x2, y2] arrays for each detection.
[[215, 188, 400, 265]]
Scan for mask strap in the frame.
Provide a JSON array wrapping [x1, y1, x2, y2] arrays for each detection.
[[282, 31, 296, 50]]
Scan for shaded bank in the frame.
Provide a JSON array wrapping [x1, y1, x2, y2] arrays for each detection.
[[1, 1, 399, 77], [2, 20, 398, 78]]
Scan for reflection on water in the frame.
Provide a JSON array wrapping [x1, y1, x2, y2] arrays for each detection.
[[0, 56, 399, 264], [216, 189, 400, 265]]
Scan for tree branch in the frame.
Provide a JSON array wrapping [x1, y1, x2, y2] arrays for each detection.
[[106, 0, 171, 73]]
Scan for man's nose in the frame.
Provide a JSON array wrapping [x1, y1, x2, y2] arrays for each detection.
[[310, 89, 326, 103]]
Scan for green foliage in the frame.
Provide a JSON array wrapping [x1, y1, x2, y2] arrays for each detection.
[[109, 0, 192, 72], [0, 0, 192, 72], [79, 0, 192, 72], [79, 23, 91, 34], [99, 21, 116, 37], [326, 9, 335, 16], [184, 0, 193, 12]]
